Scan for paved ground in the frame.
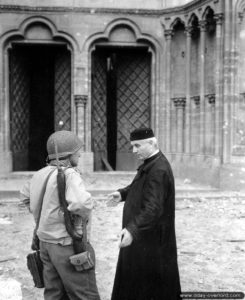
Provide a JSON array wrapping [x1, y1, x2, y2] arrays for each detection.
[[0, 187, 245, 299]]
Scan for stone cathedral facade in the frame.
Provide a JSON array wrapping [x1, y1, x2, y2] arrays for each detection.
[[0, 0, 245, 189]]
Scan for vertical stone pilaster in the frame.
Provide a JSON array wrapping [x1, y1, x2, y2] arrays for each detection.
[[185, 26, 192, 154], [230, 7, 238, 157], [74, 95, 87, 151], [173, 97, 186, 153], [0, 46, 12, 173], [205, 94, 216, 154], [223, 0, 232, 163], [74, 62, 91, 151], [199, 20, 207, 153], [191, 96, 200, 153], [233, 13, 245, 155], [214, 13, 224, 157], [164, 29, 173, 153], [74, 92, 94, 173]]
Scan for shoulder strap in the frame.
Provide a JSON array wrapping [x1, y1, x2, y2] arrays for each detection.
[[56, 166, 83, 240], [35, 168, 56, 230]]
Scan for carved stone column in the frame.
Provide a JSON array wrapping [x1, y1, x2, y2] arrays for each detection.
[[0, 46, 12, 173], [233, 14, 245, 156], [173, 97, 186, 153], [214, 13, 224, 157], [164, 29, 173, 152], [74, 95, 87, 151], [185, 26, 192, 153], [191, 96, 200, 153], [205, 94, 216, 154], [199, 20, 207, 153], [223, 1, 233, 163]]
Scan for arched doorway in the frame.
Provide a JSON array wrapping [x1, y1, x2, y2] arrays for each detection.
[[9, 43, 71, 171], [91, 46, 152, 171]]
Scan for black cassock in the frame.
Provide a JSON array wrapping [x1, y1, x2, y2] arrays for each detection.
[[111, 151, 181, 300]]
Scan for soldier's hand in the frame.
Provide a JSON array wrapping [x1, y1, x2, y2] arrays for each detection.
[[119, 228, 133, 248], [107, 191, 121, 207]]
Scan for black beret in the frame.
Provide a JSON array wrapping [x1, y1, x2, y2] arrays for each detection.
[[130, 128, 154, 141]]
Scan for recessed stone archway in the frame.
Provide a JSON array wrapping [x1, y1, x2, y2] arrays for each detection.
[[85, 19, 160, 171], [1, 17, 77, 171]]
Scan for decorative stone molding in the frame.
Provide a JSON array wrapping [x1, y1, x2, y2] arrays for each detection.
[[0, 5, 163, 16], [74, 95, 88, 151], [0, 0, 216, 16], [191, 95, 200, 106], [74, 95, 88, 107], [172, 97, 186, 108]]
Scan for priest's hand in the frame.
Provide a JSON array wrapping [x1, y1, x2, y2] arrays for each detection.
[[107, 191, 121, 207], [119, 228, 133, 248]]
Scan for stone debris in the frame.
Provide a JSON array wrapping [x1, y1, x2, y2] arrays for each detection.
[[0, 277, 22, 300], [0, 195, 244, 299], [184, 178, 192, 184], [0, 257, 16, 263], [0, 216, 12, 225]]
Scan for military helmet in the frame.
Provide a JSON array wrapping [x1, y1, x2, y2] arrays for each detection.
[[47, 130, 83, 160]]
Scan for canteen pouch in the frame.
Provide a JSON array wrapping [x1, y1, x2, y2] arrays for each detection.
[[26, 250, 44, 288], [69, 251, 94, 272]]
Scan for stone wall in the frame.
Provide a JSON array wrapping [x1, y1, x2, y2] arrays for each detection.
[[0, 0, 245, 189], [0, 0, 192, 9]]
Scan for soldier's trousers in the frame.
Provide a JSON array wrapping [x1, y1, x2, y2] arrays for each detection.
[[40, 241, 100, 300]]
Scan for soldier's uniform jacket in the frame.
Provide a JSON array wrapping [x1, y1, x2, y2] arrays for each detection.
[[20, 165, 93, 245], [111, 151, 181, 300]]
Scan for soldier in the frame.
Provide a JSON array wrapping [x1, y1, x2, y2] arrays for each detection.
[[108, 127, 181, 300], [20, 130, 100, 300]]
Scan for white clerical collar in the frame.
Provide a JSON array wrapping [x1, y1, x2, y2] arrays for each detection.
[[147, 150, 160, 159]]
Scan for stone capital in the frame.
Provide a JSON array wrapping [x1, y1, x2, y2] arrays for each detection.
[[74, 95, 88, 107], [164, 29, 173, 40], [172, 97, 186, 108], [191, 96, 200, 106], [185, 26, 193, 37], [199, 20, 207, 32], [238, 12, 244, 24], [206, 94, 215, 105], [214, 13, 223, 26]]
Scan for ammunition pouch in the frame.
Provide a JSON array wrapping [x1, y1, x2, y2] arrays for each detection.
[[69, 250, 94, 272]]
